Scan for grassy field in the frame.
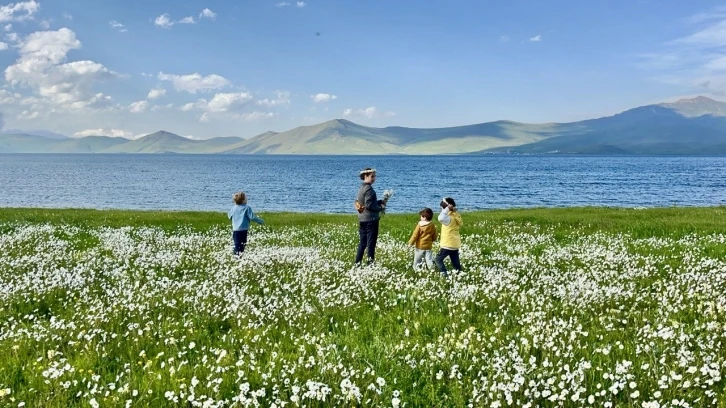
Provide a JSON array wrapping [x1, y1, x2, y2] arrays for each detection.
[[0, 207, 724, 407]]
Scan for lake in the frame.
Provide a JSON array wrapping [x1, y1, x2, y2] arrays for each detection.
[[1, 154, 726, 213]]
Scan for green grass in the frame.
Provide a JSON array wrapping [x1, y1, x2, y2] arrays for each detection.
[[0, 207, 724, 407], [4, 205, 726, 234]]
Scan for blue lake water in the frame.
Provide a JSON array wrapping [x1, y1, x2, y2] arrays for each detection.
[[1, 154, 726, 213]]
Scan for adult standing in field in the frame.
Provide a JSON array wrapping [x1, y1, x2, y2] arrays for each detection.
[[355, 168, 386, 265]]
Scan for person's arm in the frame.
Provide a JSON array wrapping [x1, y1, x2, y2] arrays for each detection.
[[364, 187, 384, 213], [247, 207, 265, 224], [228, 207, 234, 220], [438, 207, 451, 226], [408, 225, 420, 246]]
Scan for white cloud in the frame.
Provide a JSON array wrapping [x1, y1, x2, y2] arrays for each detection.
[[297, 1, 306, 7], [199, 8, 216, 20], [4, 24, 11, 31], [310, 93, 337, 103], [18, 109, 38, 119], [155, 10, 216, 28], [256, 90, 290, 107], [157, 72, 230, 93], [4, 28, 122, 111], [342, 106, 395, 119], [239, 111, 276, 121], [643, 8, 726, 96], [0, 41, 7, 50], [5, 32, 17, 42], [530, 35, 541, 42], [147, 87, 166, 99], [205, 92, 253, 112], [181, 91, 262, 121], [129, 100, 149, 113], [0, 0, 39, 23], [62, 12, 72, 20], [38, 19, 49, 29], [109, 20, 127, 32], [154, 13, 174, 29], [704, 56, 726, 71], [276, 2, 291, 7], [181, 92, 253, 113], [672, 19, 726, 48], [73, 128, 133, 138], [0, 89, 16, 104], [685, 6, 726, 24]]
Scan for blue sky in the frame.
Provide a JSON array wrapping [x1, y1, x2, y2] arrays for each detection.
[[0, 0, 723, 139]]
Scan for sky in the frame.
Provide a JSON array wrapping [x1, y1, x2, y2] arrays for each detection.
[[0, 0, 724, 139]]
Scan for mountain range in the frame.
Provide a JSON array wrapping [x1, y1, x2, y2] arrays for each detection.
[[2, 96, 726, 155]]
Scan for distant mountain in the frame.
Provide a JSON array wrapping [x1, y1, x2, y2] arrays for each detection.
[[1, 129, 68, 139], [227, 119, 562, 154], [488, 97, 726, 154], [0, 131, 245, 154], [2, 96, 726, 155], [658, 96, 726, 117]]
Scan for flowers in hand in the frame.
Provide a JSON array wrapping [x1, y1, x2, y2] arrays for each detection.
[[381, 189, 394, 215]]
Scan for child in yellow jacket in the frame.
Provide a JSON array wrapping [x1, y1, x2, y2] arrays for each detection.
[[434, 197, 462, 277], [408, 207, 438, 270]]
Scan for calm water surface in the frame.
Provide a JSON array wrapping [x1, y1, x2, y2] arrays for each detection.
[[1, 154, 725, 213]]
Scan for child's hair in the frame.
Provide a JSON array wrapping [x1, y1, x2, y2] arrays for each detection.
[[233, 191, 247, 205], [359, 167, 376, 180], [419, 207, 433, 221], [440, 197, 456, 209]]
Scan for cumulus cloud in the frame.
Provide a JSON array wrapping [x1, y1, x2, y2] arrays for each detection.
[[239, 111, 276, 121], [342, 106, 395, 119], [18, 109, 38, 119], [297, 1, 306, 7], [4, 28, 122, 112], [129, 100, 148, 113], [73, 128, 133, 138], [179, 91, 276, 122], [310, 93, 337, 103], [154, 13, 174, 29], [155, 9, 217, 28], [256, 90, 290, 107], [530, 35, 541, 42], [0, 41, 7, 50], [199, 8, 216, 20], [147, 87, 166, 99], [157, 72, 230, 93], [0, 0, 39, 23]]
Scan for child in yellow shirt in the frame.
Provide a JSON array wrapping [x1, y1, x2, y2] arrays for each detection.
[[434, 197, 463, 277]]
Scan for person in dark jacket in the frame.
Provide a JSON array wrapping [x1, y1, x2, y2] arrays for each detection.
[[355, 167, 386, 265]]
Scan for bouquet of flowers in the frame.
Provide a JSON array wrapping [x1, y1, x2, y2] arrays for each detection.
[[381, 189, 394, 216]]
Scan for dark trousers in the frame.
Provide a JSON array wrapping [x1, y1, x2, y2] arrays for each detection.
[[435, 248, 461, 276], [355, 220, 380, 264], [233, 230, 249, 255]]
